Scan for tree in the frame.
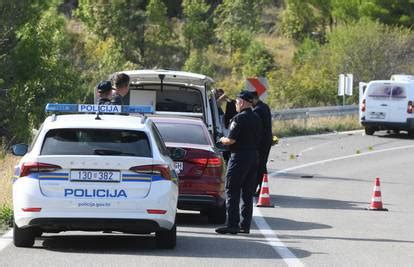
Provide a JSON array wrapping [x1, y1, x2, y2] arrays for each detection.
[[144, 0, 182, 68], [280, 0, 318, 41], [76, 0, 147, 65], [215, 0, 264, 54], [182, 0, 214, 52], [242, 41, 275, 77], [0, 0, 50, 142], [7, 5, 86, 142], [360, 0, 414, 27], [183, 49, 214, 76], [271, 19, 414, 108]]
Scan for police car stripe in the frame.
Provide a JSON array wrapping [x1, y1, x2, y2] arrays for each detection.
[[122, 174, 150, 178], [123, 179, 151, 182], [38, 173, 69, 180]]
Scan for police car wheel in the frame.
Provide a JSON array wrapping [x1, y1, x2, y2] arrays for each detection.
[[207, 203, 226, 224], [13, 222, 35, 248], [155, 224, 176, 249]]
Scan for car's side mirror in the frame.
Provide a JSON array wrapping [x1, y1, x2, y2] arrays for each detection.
[[12, 144, 29, 156], [169, 147, 186, 161]]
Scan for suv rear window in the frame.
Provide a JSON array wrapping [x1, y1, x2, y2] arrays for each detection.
[[154, 122, 210, 145], [41, 129, 151, 157]]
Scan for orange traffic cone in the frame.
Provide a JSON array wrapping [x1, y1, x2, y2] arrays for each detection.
[[256, 173, 274, 208], [367, 177, 388, 211]]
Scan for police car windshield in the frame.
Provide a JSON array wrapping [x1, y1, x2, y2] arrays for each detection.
[[154, 122, 209, 145], [40, 129, 152, 157]]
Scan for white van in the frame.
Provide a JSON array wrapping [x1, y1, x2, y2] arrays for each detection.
[[360, 80, 414, 135], [390, 74, 414, 82], [108, 69, 225, 143]]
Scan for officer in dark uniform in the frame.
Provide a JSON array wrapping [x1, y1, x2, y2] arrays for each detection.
[[96, 80, 113, 105], [251, 91, 273, 195], [215, 90, 262, 235]]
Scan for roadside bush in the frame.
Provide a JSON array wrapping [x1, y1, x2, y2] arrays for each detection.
[[0, 205, 13, 227], [269, 19, 414, 108]]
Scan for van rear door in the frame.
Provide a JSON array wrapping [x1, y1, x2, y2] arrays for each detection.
[[387, 85, 408, 123], [365, 83, 391, 121]]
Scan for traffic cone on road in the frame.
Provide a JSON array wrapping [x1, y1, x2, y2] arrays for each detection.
[[367, 177, 388, 211], [256, 173, 274, 208]]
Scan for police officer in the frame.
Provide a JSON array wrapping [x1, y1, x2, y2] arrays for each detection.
[[215, 90, 262, 235], [96, 80, 113, 105], [251, 91, 273, 195]]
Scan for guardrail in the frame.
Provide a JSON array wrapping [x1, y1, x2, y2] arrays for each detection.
[[272, 105, 359, 120]]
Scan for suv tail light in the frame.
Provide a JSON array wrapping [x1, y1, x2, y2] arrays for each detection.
[[408, 101, 413, 114], [361, 99, 366, 112], [19, 162, 61, 177], [130, 164, 173, 180]]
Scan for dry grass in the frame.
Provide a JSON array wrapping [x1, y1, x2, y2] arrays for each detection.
[[0, 153, 18, 207], [273, 115, 362, 137]]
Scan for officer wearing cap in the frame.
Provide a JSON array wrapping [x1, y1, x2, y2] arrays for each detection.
[[96, 80, 113, 105], [215, 90, 262, 235], [251, 91, 273, 195]]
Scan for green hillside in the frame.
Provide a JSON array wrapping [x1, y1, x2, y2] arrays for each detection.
[[1, 0, 414, 142]]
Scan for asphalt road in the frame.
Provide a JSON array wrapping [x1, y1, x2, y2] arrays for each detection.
[[1, 130, 414, 266]]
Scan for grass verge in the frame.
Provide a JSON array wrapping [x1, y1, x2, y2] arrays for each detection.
[[0, 152, 18, 230], [273, 115, 362, 137]]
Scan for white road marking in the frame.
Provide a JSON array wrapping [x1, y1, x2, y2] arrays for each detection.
[[0, 230, 12, 251], [253, 208, 305, 267], [253, 143, 414, 266], [271, 144, 414, 176]]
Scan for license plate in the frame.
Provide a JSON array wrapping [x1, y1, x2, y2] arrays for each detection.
[[369, 112, 385, 119], [174, 162, 184, 174], [70, 170, 121, 182]]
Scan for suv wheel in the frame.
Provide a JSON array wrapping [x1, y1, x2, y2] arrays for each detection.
[[365, 127, 375, 135], [13, 222, 35, 247], [155, 224, 176, 249], [207, 204, 226, 224]]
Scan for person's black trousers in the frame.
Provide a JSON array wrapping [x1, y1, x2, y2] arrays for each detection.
[[256, 143, 272, 191], [225, 151, 259, 229]]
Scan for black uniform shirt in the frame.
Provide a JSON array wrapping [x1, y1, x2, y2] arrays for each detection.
[[228, 107, 262, 152], [111, 92, 124, 105], [98, 98, 111, 105], [253, 100, 272, 146]]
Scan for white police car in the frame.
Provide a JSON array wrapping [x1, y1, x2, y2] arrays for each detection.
[[12, 104, 183, 249]]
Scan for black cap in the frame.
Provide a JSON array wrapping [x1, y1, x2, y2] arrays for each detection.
[[237, 90, 254, 103], [96, 80, 112, 93]]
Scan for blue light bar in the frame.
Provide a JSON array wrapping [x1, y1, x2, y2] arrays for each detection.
[[45, 103, 78, 112], [45, 104, 154, 114]]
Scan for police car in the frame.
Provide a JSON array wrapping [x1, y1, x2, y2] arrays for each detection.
[[12, 104, 183, 249]]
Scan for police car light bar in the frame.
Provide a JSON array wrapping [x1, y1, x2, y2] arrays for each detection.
[[45, 104, 154, 114]]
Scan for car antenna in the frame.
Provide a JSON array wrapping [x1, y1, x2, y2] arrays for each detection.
[[159, 74, 165, 92], [95, 110, 102, 120]]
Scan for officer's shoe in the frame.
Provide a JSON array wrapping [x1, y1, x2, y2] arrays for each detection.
[[215, 226, 239, 235], [238, 228, 250, 234]]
